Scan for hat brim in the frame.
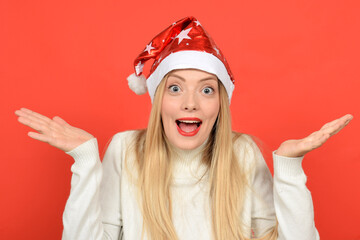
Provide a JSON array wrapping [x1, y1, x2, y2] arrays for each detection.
[[147, 50, 234, 103]]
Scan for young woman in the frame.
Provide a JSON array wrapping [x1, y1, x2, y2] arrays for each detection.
[[15, 17, 352, 240]]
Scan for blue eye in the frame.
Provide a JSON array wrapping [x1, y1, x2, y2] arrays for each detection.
[[202, 87, 214, 95], [169, 85, 180, 92]]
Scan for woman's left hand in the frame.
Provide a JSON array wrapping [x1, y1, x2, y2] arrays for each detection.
[[275, 114, 353, 158]]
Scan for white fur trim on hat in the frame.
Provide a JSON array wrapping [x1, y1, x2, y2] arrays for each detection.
[[146, 50, 235, 102], [127, 73, 148, 95]]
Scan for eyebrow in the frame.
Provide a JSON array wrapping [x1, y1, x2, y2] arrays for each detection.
[[168, 73, 218, 82]]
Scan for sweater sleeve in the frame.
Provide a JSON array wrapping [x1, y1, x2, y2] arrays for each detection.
[[273, 152, 320, 240], [62, 133, 127, 240], [243, 134, 319, 239]]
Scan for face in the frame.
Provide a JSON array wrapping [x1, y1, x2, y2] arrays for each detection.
[[161, 69, 220, 150]]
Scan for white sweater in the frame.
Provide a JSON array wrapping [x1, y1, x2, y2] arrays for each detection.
[[62, 130, 320, 240]]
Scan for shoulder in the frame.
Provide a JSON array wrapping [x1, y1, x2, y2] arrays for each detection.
[[108, 130, 142, 147], [103, 130, 143, 158], [111, 130, 141, 142], [101, 130, 144, 176], [232, 132, 266, 171], [232, 132, 261, 156]]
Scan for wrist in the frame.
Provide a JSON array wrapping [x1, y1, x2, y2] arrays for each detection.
[[276, 141, 306, 158]]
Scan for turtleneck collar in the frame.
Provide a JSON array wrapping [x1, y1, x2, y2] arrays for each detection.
[[169, 138, 210, 184], [171, 138, 208, 162]]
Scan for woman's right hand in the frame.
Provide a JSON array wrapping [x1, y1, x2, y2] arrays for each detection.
[[15, 108, 94, 152]]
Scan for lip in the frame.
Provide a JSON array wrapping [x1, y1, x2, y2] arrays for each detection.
[[175, 118, 202, 137]]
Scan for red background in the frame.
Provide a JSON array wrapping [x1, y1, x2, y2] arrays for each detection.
[[1, 0, 359, 239]]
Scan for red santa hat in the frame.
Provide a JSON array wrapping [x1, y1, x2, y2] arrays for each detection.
[[127, 16, 235, 102]]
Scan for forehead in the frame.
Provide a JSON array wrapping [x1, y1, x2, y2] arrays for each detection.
[[167, 69, 218, 81]]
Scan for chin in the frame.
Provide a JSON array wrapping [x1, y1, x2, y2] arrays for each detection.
[[163, 120, 211, 150]]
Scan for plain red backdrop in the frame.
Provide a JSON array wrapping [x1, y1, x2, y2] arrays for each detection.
[[1, 0, 359, 239]]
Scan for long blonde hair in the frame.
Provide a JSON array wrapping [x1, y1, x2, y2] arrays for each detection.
[[127, 73, 278, 240]]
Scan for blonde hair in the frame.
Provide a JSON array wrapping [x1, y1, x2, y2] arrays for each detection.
[[126, 73, 278, 240]]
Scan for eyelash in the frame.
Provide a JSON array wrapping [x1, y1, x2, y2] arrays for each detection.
[[202, 87, 214, 95], [168, 85, 181, 93], [167, 85, 215, 94]]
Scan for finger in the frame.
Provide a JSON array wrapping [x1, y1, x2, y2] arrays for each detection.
[[303, 132, 330, 150], [336, 114, 353, 126], [321, 120, 339, 130], [321, 119, 350, 136], [53, 116, 70, 126], [20, 113, 48, 128], [320, 114, 353, 130], [318, 133, 331, 146], [19, 108, 52, 124], [342, 113, 353, 120], [320, 117, 343, 130], [15, 109, 50, 128], [16, 110, 66, 139], [343, 114, 354, 125], [18, 116, 49, 133], [28, 132, 50, 143]]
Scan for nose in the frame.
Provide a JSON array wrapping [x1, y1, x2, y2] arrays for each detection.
[[182, 92, 199, 111]]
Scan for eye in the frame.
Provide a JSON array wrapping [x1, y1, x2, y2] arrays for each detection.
[[169, 85, 181, 93], [202, 87, 214, 95]]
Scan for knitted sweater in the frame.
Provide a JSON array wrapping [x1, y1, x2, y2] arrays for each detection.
[[62, 130, 320, 240]]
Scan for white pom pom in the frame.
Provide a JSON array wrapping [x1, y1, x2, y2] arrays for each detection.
[[127, 73, 147, 95]]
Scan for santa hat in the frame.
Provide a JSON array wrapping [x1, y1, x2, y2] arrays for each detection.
[[127, 16, 235, 102]]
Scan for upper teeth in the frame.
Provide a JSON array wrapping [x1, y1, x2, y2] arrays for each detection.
[[179, 120, 200, 123]]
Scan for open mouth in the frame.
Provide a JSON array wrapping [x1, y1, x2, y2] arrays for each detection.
[[176, 118, 202, 136]]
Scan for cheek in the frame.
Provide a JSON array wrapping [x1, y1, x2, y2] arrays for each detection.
[[204, 100, 220, 122], [161, 97, 177, 126]]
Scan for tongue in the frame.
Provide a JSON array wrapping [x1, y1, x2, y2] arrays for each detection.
[[179, 122, 198, 133]]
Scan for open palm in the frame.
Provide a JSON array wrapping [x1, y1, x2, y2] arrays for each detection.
[[276, 114, 353, 158], [15, 108, 94, 152]]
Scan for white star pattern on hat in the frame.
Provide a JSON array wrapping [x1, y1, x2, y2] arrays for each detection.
[[129, 17, 235, 101], [175, 28, 192, 44], [135, 61, 144, 75], [144, 42, 155, 54]]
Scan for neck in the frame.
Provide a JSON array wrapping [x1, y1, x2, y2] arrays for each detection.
[[170, 138, 208, 160]]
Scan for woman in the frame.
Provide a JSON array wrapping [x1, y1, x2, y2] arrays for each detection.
[[15, 17, 352, 240]]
